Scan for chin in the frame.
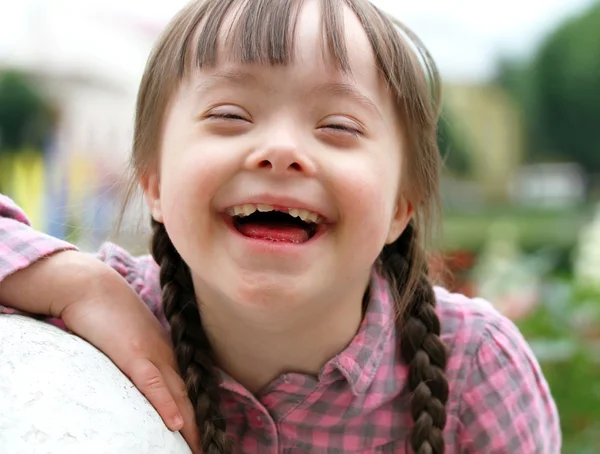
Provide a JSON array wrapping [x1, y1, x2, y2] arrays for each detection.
[[227, 274, 315, 311]]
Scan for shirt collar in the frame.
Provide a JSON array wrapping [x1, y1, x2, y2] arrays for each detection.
[[319, 272, 395, 396]]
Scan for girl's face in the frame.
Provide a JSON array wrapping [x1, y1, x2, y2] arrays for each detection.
[[143, 0, 412, 312]]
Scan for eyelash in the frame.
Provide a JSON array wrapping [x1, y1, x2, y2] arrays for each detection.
[[206, 113, 362, 136], [323, 124, 362, 136], [207, 113, 247, 121]]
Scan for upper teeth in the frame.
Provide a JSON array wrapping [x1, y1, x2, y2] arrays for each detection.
[[228, 204, 321, 223]]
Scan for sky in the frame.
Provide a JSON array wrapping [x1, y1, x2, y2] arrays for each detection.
[[93, 0, 596, 80], [0, 0, 596, 83]]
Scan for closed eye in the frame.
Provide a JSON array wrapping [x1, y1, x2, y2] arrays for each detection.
[[322, 124, 362, 136], [207, 113, 248, 121], [202, 107, 253, 135]]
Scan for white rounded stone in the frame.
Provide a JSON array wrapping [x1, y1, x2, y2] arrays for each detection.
[[0, 315, 192, 454]]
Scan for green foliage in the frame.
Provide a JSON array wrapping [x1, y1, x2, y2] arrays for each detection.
[[440, 206, 588, 252], [496, 2, 600, 174], [517, 279, 600, 452], [0, 70, 54, 151], [437, 109, 473, 176], [531, 2, 600, 173], [495, 58, 546, 162]]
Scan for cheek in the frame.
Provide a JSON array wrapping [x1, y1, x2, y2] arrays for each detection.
[[157, 110, 229, 220], [159, 141, 225, 203], [157, 150, 221, 240], [334, 154, 401, 249]]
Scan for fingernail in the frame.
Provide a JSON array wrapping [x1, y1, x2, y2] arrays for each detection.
[[172, 415, 184, 430]]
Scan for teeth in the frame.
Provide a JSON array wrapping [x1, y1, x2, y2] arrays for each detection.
[[228, 204, 322, 223], [306, 212, 319, 223], [298, 210, 310, 221], [242, 204, 255, 216]]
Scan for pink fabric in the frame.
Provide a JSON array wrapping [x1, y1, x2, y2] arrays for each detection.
[[0, 194, 561, 453]]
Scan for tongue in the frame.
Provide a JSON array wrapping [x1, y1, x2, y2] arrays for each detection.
[[237, 222, 310, 243]]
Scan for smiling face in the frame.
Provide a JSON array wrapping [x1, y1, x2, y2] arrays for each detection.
[[142, 0, 413, 312]]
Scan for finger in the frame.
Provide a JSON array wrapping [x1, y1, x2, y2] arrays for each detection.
[[163, 367, 202, 454], [179, 398, 202, 454], [128, 358, 184, 431]]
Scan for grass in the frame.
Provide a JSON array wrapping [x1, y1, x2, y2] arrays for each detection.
[[515, 279, 600, 453], [437, 205, 592, 251]]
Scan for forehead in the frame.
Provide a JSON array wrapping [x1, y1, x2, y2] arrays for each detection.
[[292, 0, 380, 84], [186, 0, 386, 95]]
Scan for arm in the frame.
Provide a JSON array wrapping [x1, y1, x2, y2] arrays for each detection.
[[0, 194, 198, 450], [457, 318, 561, 453], [0, 194, 163, 325], [0, 193, 77, 286]]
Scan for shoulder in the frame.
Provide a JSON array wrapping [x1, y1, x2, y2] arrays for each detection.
[[433, 285, 540, 392], [433, 286, 517, 358], [433, 287, 561, 452], [96, 243, 165, 325], [96, 242, 160, 283]]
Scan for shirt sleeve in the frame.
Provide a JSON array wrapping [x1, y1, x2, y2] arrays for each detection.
[[0, 194, 166, 328], [457, 316, 562, 453], [0, 194, 76, 282]]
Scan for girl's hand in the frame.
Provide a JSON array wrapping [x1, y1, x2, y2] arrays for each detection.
[[60, 265, 202, 453], [0, 251, 201, 453]]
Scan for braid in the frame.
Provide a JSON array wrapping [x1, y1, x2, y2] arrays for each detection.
[[380, 222, 449, 454], [150, 220, 232, 454], [149, 218, 446, 453]]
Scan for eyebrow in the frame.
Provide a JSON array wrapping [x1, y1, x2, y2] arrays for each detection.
[[196, 70, 382, 118], [311, 82, 382, 118], [195, 69, 260, 93]]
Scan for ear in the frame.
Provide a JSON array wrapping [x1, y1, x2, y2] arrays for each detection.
[[385, 196, 413, 244], [140, 170, 163, 223]]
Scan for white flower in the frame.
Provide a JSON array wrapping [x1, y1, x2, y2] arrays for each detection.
[[574, 203, 600, 289]]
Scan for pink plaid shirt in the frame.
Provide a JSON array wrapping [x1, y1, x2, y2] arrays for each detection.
[[0, 194, 561, 453]]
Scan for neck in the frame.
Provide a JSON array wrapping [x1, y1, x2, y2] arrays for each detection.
[[194, 279, 369, 394]]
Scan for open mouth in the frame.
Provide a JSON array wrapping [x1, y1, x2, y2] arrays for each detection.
[[227, 204, 323, 244]]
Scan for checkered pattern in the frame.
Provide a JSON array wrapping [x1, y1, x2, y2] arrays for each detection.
[[0, 194, 561, 453]]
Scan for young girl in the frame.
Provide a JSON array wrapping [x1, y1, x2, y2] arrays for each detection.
[[0, 0, 560, 452]]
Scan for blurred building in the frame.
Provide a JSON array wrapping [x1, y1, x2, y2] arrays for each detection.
[[0, 2, 158, 167], [0, 2, 161, 245], [443, 83, 524, 204], [510, 163, 586, 208]]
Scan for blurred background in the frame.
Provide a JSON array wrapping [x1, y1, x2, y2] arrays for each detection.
[[0, 0, 598, 450]]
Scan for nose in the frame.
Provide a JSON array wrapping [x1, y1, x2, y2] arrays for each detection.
[[244, 130, 316, 177]]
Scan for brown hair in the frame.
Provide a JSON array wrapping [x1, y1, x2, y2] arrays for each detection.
[[127, 0, 448, 452]]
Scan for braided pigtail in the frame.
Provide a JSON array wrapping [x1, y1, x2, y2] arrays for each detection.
[[150, 220, 232, 454], [380, 222, 449, 454]]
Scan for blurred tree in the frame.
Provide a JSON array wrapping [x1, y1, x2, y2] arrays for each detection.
[[532, 2, 600, 174], [0, 70, 54, 152], [497, 2, 600, 177], [0, 70, 56, 196], [437, 109, 473, 177], [495, 58, 545, 162]]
